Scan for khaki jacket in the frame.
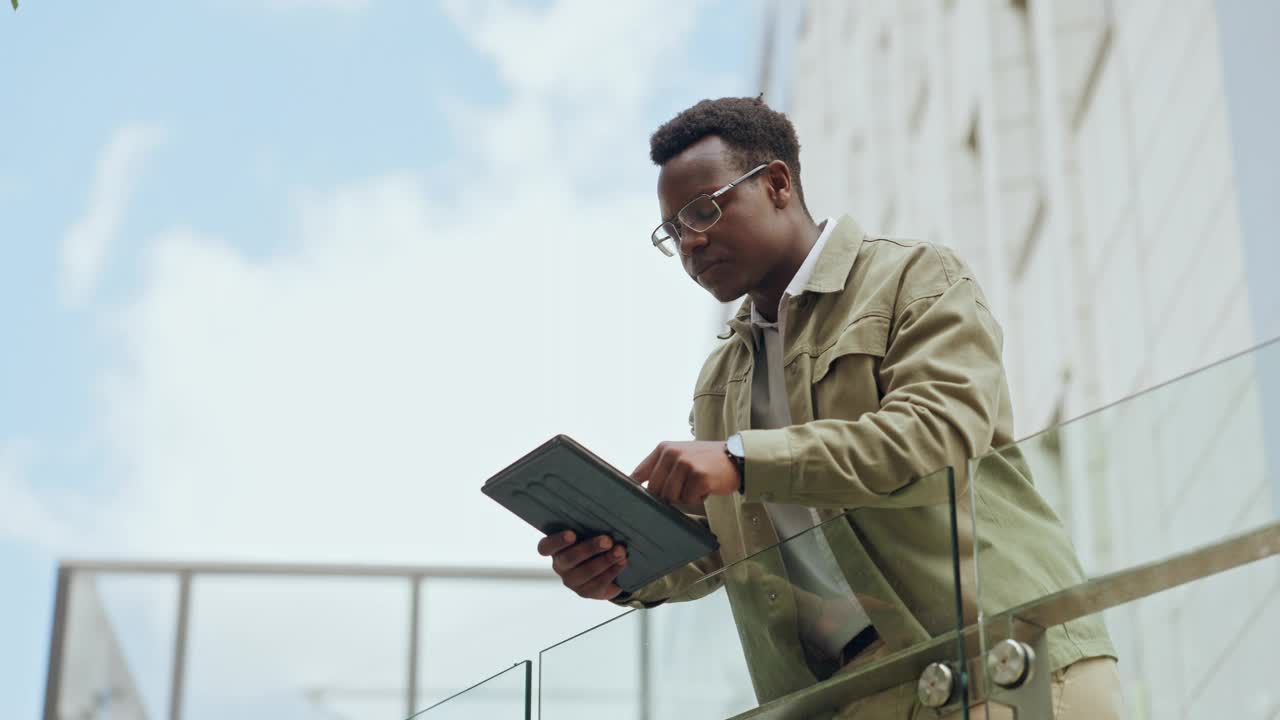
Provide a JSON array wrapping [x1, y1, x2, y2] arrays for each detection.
[[617, 216, 1115, 705]]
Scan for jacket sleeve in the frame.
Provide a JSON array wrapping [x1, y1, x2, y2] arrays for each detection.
[[737, 275, 1006, 508]]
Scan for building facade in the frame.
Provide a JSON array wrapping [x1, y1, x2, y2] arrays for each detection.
[[765, 0, 1256, 431], [760, 1, 1278, 715]]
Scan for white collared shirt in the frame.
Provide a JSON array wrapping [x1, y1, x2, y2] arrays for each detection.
[[747, 217, 872, 662]]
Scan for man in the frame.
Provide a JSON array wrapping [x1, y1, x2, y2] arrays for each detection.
[[536, 97, 1121, 718]]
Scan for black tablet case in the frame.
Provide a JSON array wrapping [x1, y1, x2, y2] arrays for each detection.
[[482, 434, 720, 593]]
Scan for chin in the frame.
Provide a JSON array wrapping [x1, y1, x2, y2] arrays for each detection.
[[705, 283, 747, 304], [691, 266, 748, 304]]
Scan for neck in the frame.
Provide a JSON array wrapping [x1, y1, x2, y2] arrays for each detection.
[[749, 215, 822, 323]]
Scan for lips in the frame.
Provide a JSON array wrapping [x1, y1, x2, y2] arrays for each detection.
[[694, 259, 727, 278]]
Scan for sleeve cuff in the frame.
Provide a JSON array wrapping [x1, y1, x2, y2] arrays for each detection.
[[611, 589, 667, 610], [738, 428, 793, 503]]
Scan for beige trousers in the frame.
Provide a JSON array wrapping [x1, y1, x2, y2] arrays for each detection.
[[833, 656, 1123, 719]]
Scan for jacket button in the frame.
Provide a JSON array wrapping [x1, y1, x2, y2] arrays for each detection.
[[768, 591, 778, 602], [751, 515, 760, 526]]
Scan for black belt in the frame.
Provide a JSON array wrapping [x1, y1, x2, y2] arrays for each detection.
[[840, 625, 880, 666]]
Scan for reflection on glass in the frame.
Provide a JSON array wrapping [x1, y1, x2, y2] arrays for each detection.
[[410, 661, 530, 720], [968, 342, 1280, 717], [540, 466, 966, 719]]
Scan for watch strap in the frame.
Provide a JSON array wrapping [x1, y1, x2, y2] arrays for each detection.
[[725, 439, 745, 493]]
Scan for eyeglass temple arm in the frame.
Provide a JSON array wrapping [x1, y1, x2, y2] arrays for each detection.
[[710, 163, 770, 199]]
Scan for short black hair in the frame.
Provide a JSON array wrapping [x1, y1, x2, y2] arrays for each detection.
[[649, 96, 807, 208]]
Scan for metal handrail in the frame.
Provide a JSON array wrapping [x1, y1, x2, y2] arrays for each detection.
[[53, 559, 557, 580], [728, 520, 1280, 719]]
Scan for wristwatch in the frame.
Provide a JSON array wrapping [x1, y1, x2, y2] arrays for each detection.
[[725, 433, 746, 493]]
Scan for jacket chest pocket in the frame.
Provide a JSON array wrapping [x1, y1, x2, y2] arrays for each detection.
[[805, 315, 890, 422]]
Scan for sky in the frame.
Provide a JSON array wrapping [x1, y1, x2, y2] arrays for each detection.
[[0, 1, 766, 717]]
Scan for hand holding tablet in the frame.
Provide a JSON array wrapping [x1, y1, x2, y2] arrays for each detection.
[[482, 435, 720, 594], [536, 530, 630, 600]]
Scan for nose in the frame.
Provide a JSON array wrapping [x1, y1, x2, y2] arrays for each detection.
[[677, 225, 710, 257]]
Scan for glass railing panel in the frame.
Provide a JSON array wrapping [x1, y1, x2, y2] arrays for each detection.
[[968, 341, 1280, 717], [409, 661, 530, 719], [539, 608, 647, 720], [538, 466, 969, 719], [181, 576, 410, 719], [92, 573, 182, 717], [51, 571, 178, 720], [415, 577, 616, 712]]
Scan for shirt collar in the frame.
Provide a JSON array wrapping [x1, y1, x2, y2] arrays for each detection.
[[723, 214, 869, 344]]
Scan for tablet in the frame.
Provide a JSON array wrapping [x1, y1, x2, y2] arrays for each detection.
[[482, 434, 720, 593]]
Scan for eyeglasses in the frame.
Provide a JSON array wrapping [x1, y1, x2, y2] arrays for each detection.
[[651, 163, 769, 257]]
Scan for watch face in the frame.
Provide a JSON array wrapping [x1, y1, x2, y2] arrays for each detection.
[[727, 433, 745, 458]]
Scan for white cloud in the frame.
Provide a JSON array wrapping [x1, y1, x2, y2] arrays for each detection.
[[57, 1, 754, 711], [442, 0, 701, 105], [91, 0, 747, 565], [96, 172, 716, 564], [60, 124, 167, 308], [437, 0, 730, 186]]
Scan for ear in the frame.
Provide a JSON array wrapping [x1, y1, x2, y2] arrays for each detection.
[[765, 159, 793, 210]]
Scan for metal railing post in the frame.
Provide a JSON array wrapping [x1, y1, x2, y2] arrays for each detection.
[[406, 576, 422, 717], [41, 566, 72, 720], [639, 609, 651, 720], [169, 571, 192, 720]]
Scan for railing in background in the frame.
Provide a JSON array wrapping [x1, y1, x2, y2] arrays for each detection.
[[41, 561, 559, 720]]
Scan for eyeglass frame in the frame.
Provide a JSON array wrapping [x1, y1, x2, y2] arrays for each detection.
[[650, 163, 770, 256]]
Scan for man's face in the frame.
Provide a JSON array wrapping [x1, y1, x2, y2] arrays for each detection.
[[656, 136, 785, 303]]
